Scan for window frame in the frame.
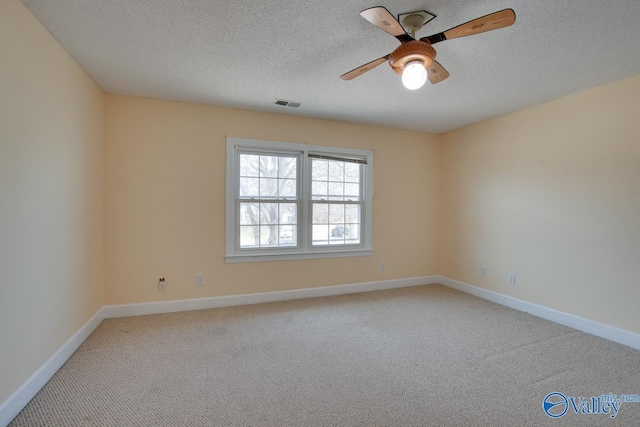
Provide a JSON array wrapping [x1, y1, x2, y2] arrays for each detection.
[[226, 138, 373, 263]]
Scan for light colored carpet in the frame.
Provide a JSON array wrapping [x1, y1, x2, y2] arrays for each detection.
[[10, 285, 640, 426]]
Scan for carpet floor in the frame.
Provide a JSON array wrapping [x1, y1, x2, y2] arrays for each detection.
[[9, 285, 640, 426]]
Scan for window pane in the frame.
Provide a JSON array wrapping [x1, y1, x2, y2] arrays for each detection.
[[328, 161, 344, 181], [259, 203, 278, 225], [260, 156, 279, 177], [260, 178, 278, 198], [260, 225, 278, 246], [239, 203, 259, 225], [279, 157, 297, 179], [328, 182, 343, 199], [279, 225, 296, 246], [239, 177, 259, 198], [240, 154, 259, 177], [312, 224, 329, 245], [279, 203, 297, 224], [312, 181, 328, 200], [279, 179, 296, 198], [312, 160, 328, 181], [313, 204, 328, 224], [240, 226, 260, 248], [344, 183, 360, 200], [329, 204, 345, 223], [345, 204, 360, 223], [345, 223, 361, 244], [344, 163, 360, 182]]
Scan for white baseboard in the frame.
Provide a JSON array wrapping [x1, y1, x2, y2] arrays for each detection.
[[14, 275, 636, 424], [0, 307, 106, 427], [438, 276, 640, 350], [104, 275, 439, 318]]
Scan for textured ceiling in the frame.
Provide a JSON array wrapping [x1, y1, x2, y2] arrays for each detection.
[[20, 0, 640, 133]]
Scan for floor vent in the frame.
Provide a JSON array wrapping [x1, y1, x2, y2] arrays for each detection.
[[274, 99, 302, 108]]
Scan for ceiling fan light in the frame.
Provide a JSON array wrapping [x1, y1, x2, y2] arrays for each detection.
[[401, 60, 427, 90]]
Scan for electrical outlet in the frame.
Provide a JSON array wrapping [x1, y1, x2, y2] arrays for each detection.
[[380, 261, 386, 271], [508, 274, 516, 285], [158, 277, 167, 291], [480, 267, 487, 278], [196, 274, 205, 286]]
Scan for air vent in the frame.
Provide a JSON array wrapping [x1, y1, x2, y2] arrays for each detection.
[[274, 99, 302, 108]]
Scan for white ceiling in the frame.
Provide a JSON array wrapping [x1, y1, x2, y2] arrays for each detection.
[[21, 0, 640, 133]]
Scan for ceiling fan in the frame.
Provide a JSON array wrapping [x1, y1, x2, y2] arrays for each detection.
[[341, 6, 516, 90]]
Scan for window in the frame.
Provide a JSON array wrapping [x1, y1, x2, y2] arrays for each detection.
[[310, 156, 364, 246], [237, 152, 299, 249], [226, 138, 373, 262]]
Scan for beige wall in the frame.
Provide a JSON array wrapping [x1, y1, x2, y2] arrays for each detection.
[[104, 95, 441, 304], [440, 74, 640, 333], [0, 0, 104, 404]]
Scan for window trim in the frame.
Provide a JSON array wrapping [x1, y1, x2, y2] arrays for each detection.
[[225, 137, 373, 263]]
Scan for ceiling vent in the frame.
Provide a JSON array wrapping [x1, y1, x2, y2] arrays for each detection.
[[274, 99, 302, 108]]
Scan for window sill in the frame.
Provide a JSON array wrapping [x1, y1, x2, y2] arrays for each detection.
[[225, 249, 373, 263]]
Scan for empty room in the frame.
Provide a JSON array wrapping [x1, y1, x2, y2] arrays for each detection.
[[2, 0, 639, 425]]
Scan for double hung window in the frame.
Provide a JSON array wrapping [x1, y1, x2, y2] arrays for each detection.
[[226, 138, 373, 262]]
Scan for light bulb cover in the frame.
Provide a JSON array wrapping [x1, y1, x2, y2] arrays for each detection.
[[401, 60, 427, 90]]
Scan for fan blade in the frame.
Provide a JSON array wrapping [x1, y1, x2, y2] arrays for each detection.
[[427, 60, 450, 84], [360, 6, 413, 43], [341, 55, 390, 81], [421, 9, 515, 45]]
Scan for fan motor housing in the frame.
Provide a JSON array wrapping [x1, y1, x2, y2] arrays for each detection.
[[388, 41, 436, 74]]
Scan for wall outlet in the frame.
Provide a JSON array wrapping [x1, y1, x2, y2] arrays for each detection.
[[480, 267, 487, 278], [380, 261, 386, 271], [158, 277, 167, 291], [196, 274, 205, 286], [508, 274, 516, 285]]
